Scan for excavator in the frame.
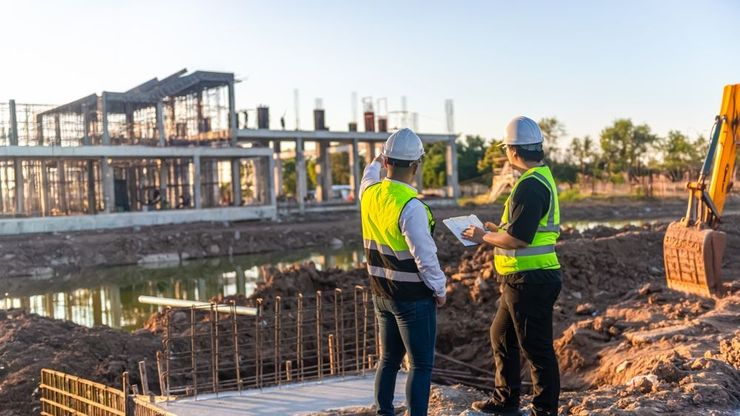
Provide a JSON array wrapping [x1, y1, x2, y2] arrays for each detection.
[[663, 84, 739, 297]]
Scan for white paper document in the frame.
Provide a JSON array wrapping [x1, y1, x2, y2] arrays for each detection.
[[442, 214, 486, 247]]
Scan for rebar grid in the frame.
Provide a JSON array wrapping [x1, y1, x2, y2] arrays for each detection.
[[159, 287, 379, 399]]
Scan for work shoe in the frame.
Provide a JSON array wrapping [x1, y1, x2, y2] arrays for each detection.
[[471, 399, 522, 415]]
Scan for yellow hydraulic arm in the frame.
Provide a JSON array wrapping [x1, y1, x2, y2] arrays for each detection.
[[663, 84, 739, 297], [707, 84, 739, 219]]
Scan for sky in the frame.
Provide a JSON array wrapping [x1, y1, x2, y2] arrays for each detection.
[[1, 0, 739, 146]]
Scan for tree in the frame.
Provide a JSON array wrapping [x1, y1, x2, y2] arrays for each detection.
[[538, 117, 566, 161], [599, 119, 658, 181], [478, 138, 506, 174], [569, 135, 597, 176], [330, 152, 350, 184], [457, 135, 487, 182], [659, 131, 705, 181], [422, 142, 447, 188]]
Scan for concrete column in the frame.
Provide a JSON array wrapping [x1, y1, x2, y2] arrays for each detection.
[[349, 139, 361, 203], [54, 114, 62, 146], [193, 155, 202, 209], [316, 141, 332, 202], [156, 101, 166, 147], [266, 155, 276, 211], [9, 102, 23, 215], [101, 93, 110, 145], [8, 100, 18, 146], [231, 158, 242, 206], [125, 109, 135, 144], [295, 138, 307, 214], [445, 137, 460, 198], [101, 158, 115, 213], [57, 160, 68, 214], [273, 140, 283, 198], [367, 142, 376, 161], [13, 160, 23, 215], [159, 159, 168, 209], [228, 81, 237, 146]]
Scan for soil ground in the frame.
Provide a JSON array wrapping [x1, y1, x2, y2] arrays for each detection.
[[1, 197, 739, 415]]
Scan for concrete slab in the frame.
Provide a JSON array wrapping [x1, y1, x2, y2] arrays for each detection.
[[157, 374, 407, 416], [0, 206, 277, 235]]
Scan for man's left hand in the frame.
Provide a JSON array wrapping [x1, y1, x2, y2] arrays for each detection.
[[462, 225, 487, 243]]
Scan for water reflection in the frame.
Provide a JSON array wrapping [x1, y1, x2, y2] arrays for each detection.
[[1, 247, 364, 332]]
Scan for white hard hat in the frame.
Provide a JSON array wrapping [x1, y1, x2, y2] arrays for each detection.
[[382, 128, 424, 161], [503, 116, 543, 146]]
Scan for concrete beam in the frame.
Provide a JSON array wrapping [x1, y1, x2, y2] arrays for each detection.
[[0, 145, 273, 159], [238, 129, 453, 143], [0, 206, 277, 235]]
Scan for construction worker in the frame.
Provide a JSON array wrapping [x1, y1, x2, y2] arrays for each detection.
[[360, 128, 447, 416], [462, 116, 562, 416]]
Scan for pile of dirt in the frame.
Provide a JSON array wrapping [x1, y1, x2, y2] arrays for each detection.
[[0, 310, 161, 416]]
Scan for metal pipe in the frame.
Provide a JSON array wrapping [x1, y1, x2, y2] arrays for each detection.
[[138, 296, 257, 316]]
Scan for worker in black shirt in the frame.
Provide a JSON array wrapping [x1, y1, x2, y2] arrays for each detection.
[[462, 116, 562, 416]]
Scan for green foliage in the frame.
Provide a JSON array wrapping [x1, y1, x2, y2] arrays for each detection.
[[457, 135, 487, 181], [330, 152, 350, 184], [658, 131, 706, 181], [306, 158, 317, 190], [550, 161, 579, 185], [599, 119, 658, 179], [478, 138, 506, 173], [558, 187, 587, 202], [422, 142, 447, 188]]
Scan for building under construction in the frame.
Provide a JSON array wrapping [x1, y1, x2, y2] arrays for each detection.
[[0, 70, 459, 234]]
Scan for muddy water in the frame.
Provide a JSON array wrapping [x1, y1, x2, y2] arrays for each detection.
[[0, 246, 364, 332]]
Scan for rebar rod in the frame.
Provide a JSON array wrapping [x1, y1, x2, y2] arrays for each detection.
[[274, 296, 281, 386], [190, 306, 198, 400], [362, 289, 368, 376], [230, 301, 242, 393], [316, 290, 323, 381], [297, 293, 304, 382]]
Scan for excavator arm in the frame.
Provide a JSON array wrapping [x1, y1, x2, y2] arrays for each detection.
[[663, 84, 739, 297]]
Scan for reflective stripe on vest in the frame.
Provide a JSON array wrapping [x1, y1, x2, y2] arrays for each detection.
[[495, 165, 561, 275], [360, 179, 435, 282]]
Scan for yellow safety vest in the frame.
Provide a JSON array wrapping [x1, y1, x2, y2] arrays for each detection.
[[361, 179, 435, 288], [494, 165, 561, 275]]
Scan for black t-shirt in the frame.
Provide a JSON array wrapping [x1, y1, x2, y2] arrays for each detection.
[[506, 176, 550, 244], [500, 174, 561, 284]]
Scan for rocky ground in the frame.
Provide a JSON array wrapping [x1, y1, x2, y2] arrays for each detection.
[[1, 198, 739, 415]]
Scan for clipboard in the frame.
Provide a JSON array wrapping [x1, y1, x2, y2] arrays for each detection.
[[442, 214, 486, 247]]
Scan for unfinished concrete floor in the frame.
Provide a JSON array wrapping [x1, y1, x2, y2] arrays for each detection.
[[155, 374, 406, 416]]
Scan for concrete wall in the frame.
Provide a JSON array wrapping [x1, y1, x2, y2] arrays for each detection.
[[0, 206, 277, 235]]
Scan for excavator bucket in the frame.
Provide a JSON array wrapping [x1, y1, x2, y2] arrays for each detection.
[[663, 221, 726, 297]]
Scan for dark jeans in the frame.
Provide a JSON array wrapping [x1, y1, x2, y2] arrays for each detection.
[[490, 278, 561, 414], [373, 295, 436, 416]]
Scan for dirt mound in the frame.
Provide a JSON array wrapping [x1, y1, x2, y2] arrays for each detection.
[[0, 310, 161, 416]]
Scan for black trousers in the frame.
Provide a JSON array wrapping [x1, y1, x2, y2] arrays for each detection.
[[490, 275, 561, 414]]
